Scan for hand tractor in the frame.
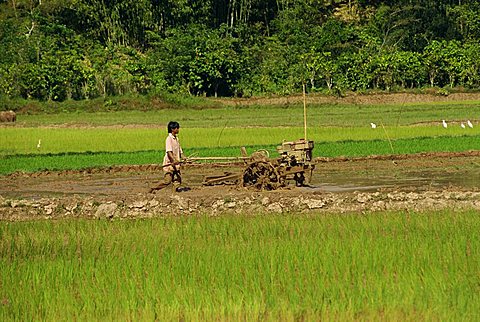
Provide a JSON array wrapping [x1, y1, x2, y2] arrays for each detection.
[[192, 139, 315, 191]]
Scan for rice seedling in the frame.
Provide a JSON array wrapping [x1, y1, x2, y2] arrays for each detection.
[[1, 211, 479, 320], [14, 100, 480, 128], [2, 100, 479, 174], [1, 134, 479, 175], [1, 126, 479, 156]]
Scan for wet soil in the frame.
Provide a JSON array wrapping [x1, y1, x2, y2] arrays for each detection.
[[1, 152, 479, 221]]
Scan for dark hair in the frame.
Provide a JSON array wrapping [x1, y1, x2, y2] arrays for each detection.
[[167, 121, 180, 133]]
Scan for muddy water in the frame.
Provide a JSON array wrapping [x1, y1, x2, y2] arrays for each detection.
[[1, 155, 479, 199], [311, 167, 480, 193]]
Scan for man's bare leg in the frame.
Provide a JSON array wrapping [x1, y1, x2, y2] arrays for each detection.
[[149, 173, 173, 193]]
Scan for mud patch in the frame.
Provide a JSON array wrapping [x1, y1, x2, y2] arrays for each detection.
[[1, 152, 479, 221]]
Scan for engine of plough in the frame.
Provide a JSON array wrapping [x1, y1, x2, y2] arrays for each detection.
[[201, 139, 315, 190]]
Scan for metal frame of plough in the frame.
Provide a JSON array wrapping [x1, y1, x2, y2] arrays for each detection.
[[191, 139, 315, 191]]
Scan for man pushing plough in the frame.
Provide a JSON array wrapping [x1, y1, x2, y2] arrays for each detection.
[[150, 121, 191, 193]]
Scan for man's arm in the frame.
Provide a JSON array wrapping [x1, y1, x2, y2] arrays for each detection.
[[167, 151, 180, 172], [167, 151, 177, 164]]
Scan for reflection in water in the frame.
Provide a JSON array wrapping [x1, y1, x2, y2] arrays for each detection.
[[309, 169, 480, 193], [1, 164, 479, 197]]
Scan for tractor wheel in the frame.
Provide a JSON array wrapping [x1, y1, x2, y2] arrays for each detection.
[[242, 161, 282, 190], [294, 172, 306, 187]]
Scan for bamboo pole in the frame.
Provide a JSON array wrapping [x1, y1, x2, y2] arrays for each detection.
[[303, 82, 307, 140], [188, 156, 250, 161]]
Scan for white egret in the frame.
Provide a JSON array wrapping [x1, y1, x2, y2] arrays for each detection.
[[461, 123, 466, 129], [37, 139, 41, 149], [442, 120, 447, 128], [467, 120, 473, 128], [370, 122, 377, 129]]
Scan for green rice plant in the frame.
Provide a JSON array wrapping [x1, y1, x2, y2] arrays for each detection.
[[1, 127, 167, 155], [2, 126, 479, 156], [12, 100, 480, 128], [316, 135, 480, 157], [1, 211, 479, 320], [0, 147, 271, 174], [1, 135, 479, 175], [2, 100, 479, 174], [0, 151, 159, 174]]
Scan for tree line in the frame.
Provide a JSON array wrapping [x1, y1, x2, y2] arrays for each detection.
[[0, 0, 479, 101]]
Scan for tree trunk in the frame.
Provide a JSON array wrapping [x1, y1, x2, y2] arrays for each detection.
[[326, 77, 333, 90], [11, 0, 17, 18]]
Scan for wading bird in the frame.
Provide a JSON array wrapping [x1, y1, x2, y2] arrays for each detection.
[[370, 122, 377, 129], [461, 123, 466, 129], [442, 120, 447, 128], [37, 139, 41, 149], [467, 120, 473, 128]]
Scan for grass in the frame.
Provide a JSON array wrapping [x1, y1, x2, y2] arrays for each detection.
[[11, 100, 480, 128], [1, 211, 479, 320], [1, 126, 479, 155], [2, 135, 480, 174], [1, 98, 480, 174], [0, 94, 222, 115]]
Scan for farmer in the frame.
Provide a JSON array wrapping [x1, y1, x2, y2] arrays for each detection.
[[150, 121, 185, 192]]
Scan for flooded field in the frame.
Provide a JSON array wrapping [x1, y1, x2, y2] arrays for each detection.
[[1, 152, 479, 221]]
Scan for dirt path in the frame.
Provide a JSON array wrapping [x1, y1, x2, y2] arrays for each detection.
[[1, 152, 479, 221], [217, 92, 480, 107]]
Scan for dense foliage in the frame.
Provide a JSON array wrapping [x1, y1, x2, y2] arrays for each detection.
[[1, 0, 480, 101]]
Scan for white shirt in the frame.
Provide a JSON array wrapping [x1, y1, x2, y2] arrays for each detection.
[[162, 133, 183, 172]]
